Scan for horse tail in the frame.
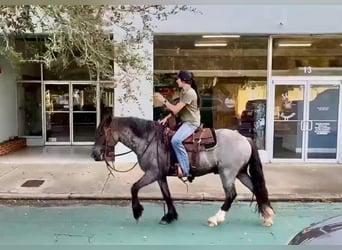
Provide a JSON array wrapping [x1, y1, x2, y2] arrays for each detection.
[[247, 138, 272, 214]]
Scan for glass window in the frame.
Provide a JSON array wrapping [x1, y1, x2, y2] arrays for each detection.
[[17, 82, 42, 136], [153, 35, 268, 149], [100, 82, 114, 120], [17, 62, 41, 81], [15, 36, 45, 81], [43, 62, 91, 81], [272, 36, 342, 76]]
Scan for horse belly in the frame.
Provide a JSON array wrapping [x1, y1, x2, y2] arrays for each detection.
[[190, 150, 218, 176]]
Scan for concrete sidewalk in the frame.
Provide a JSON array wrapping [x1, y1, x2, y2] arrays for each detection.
[[0, 161, 341, 201]]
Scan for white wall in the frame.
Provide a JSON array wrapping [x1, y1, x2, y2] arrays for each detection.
[[154, 4, 342, 34], [0, 57, 18, 142], [113, 37, 153, 163]]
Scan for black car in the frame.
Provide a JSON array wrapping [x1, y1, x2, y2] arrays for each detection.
[[288, 215, 342, 245]]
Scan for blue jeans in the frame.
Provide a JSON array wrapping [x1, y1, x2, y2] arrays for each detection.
[[171, 122, 198, 176]]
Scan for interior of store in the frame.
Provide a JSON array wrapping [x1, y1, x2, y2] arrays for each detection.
[[153, 35, 342, 150]]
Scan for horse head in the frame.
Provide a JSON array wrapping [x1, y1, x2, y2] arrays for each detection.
[[91, 114, 118, 161]]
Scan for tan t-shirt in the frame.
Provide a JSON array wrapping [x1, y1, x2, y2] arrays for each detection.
[[179, 87, 201, 127]]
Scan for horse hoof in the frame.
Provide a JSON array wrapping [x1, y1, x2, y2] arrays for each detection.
[[159, 213, 177, 225], [263, 219, 273, 227], [208, 221, 217, 227], [207, 217, 218, 227], [159, 220, 167, 225], [133, 204, 144, 220]]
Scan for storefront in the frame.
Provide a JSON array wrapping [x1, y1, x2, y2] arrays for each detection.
[[15, 61, 115, 146], [271, 76, 341, 162], [153, 34, 342, 163], [1, 3, 342, 163]]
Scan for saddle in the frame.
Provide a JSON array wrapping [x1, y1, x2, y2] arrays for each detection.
[[164, 115, 217, 170]]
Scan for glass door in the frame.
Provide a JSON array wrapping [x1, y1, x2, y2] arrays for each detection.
[[44, 83, 71, 144], [306, 82, 340, 160], [272, 81, 306, 160], [71, 83, 97, 144], [272, 78, 342, 162]]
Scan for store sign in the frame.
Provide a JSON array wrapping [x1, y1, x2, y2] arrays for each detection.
[[303, 66, 312, 74], [224, 97, 235, 109], [317, 106, 329, 111], [314, 122, 331, 135]]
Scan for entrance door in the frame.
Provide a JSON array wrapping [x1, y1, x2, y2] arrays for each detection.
[[71, 83, 97, 144], [45, 82, 71, 144], [307, 82, 340, 160], [272, 78, 341, 162], [44, 82, 97, 145]]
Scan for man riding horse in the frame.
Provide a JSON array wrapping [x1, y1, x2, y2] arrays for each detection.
[[154, 70, 201, 179]]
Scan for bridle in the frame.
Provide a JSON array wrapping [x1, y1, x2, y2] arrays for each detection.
[[102, 126, 157, 174]]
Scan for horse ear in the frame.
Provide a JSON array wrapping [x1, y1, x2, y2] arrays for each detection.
[[104, 114, 112, 128]]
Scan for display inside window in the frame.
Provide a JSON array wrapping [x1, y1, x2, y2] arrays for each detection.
[[153, 35, 268, 149]]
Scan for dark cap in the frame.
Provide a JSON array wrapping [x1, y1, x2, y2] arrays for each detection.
[[176, 70, 192, 81]]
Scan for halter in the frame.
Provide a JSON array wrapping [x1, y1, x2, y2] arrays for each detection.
[[102, 126, 157, 174]]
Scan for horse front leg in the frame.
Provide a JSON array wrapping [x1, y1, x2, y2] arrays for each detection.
[[131, 171, 158, 222], [158, 176, 178, 224]]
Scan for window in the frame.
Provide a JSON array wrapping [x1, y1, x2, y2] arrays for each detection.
[[17, 82, 42, 136], [153, 35, 268, 149], [273, 36, 342, 76]]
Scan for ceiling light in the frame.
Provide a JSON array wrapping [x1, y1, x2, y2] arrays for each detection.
[[194, 42, 227, 47], [202, 35, 240, 38], [278, 43, 312, 47]]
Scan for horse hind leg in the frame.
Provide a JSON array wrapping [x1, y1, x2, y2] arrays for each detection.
[[208, 170, 237, 227], [238, 169, 275, 227]]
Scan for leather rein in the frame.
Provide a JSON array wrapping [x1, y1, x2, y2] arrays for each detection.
[[103, 126, 157, 174]]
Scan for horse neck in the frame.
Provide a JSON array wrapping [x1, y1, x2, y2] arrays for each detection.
[[117, 126, 154, 156]]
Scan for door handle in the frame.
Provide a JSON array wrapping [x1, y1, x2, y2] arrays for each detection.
[[300, 120, 305, 131], [308, 120, 313, 131]]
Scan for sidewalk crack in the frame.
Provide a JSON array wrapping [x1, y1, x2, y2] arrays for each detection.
[[0, 166, 19, 179]]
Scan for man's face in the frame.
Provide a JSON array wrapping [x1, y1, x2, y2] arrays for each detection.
[[176, 78, 183, 87]]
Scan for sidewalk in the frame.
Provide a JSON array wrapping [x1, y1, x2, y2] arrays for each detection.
[[0, 161, 342, 201]]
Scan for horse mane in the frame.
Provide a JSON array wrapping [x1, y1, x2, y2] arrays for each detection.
[[114, 116, 164, 140], [95, 114, 112, 137]]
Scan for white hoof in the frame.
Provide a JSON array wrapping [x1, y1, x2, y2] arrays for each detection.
[[262, 207, 275, 227], [208, 221, 217, 227], [207, 209, 226, 227], [208, 216, 218, 227], [262, 218, 273, 227]]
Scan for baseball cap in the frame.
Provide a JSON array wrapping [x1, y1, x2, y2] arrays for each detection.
[[176, 70, 192, 81]]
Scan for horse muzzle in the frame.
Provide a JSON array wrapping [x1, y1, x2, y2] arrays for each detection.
[[91, 146, 104, 161]]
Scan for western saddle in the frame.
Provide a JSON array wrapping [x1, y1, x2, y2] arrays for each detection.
[[163, 115, 217, 173]]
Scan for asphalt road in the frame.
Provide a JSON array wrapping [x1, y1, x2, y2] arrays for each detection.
[[0, 201, 342, 245]]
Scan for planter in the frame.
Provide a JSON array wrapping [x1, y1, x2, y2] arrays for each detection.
[[0, 137, 27, 156]]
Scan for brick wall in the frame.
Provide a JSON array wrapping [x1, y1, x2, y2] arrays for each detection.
[[0, 138, 27, 156]]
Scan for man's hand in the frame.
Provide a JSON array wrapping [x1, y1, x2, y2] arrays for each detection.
[[159, 116, 169, 125]]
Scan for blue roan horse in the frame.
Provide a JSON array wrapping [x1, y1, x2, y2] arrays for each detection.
[[91, 115, 275, 227]]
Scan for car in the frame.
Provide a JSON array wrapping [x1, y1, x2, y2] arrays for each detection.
[[288, 215, 342, 245]]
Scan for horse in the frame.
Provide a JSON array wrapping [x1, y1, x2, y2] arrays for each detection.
[[91, 114, 275, 227]]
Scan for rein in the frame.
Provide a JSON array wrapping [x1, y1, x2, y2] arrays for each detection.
[[103, 126, 156, 174]]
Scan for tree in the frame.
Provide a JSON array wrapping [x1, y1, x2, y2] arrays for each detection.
[[0, 5, 197, 88]]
